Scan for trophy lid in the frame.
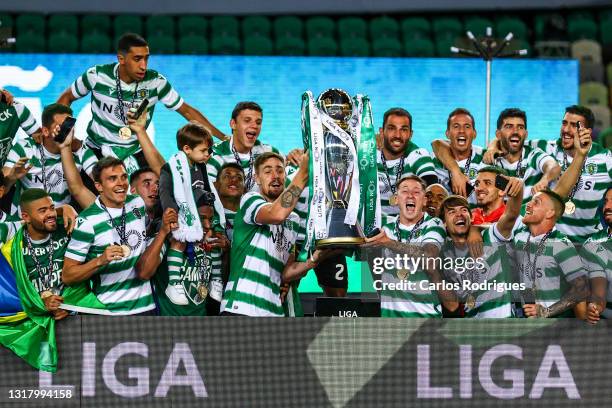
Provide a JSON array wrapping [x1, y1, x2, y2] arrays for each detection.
[[316, 89, 353, 126]]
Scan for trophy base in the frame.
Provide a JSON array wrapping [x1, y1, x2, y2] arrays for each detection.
[[315, 206, 365, 249]]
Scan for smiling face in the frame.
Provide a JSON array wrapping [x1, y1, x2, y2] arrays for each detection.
[[523, 192, 555, 225], [446, 113, 476, 156], [474, 171, 502, 207], [496, 116, 527, 155], [95, 164, 129, 207], [396, 178, 426, 224], [560, 112, 588, 151], [216, 166, 245, 200], [231, 109, 262, 152], [21, 196, 57, 235], [443, 204, 471, 238], [381, 114, 412, 156], [255, 157, 285, 200], [425, 185, 448, 217]]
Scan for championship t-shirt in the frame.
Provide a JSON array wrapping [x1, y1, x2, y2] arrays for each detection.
[[0, 100, 38, 165]]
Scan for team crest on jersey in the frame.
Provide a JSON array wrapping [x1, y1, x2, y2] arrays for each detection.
[[136, 89, 149, 99], [586, 162, 597, 175], [468, 168, 477, 179]]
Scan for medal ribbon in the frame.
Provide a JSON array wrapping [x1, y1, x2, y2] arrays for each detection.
[[521, 230, 553, 291], [230, 138, 254, 191], [114, 66, 140, 126], [562, 150, 585, 202], [24, 229, 55, 292], [100, 201, 128, 246]]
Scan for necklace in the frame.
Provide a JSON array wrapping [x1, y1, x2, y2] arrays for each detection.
[[394, 215, 425, 280], [231, 141, 254, 191], [24, 229, 55, 294], [380, 151, 405, 202], [100, 200, 131, 257], [114, 67, 140, 139], [520, 229, 553, 295]]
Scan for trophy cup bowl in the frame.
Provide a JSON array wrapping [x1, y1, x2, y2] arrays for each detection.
[[314, 89, 365, 248]]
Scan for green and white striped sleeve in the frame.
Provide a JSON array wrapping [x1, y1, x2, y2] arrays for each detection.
[[581, 239, 607, 279], [65, 217, 95, 262], [156, 74, 183, 111], [77, 145, 98, 176], [532, 147, 557, 173], [420, 217, 446, 245], [410, 147, 437, 178], [554, 238, 586, 282], [241, 192, 269, 226], [70, 66, 97, 99], [14, 101, 39, 136], [4, 139, 29, 168]]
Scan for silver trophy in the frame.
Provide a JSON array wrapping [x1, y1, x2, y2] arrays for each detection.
[[314, 89, 364, 248]]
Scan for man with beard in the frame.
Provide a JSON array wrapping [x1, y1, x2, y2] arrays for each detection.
[[207, 102, 280, 192], [484, 108, 560, 204], [425, 184, 448, 218], [580, 187, 611, 324], [63, 157, 156, 315], [377, 108, 438, 219], [440, 176, 523, 318], [431, 108, 488, 201], [526, 105, 612, 243], [221, 152, 332, 316], [19, 189, 72, 320], [471, 167, 509, 225], [364, 176, 457, 318]]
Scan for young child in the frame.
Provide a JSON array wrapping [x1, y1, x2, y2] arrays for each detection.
[[159, 121, 216, 305]]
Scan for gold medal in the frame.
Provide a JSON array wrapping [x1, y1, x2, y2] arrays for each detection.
[[465, 294, 476, 309], [40, 290, 54, 299], [197, 283, 208, 299], [564, 200, 576, 215], [389, 194, 398, 206], [396, 269, 409, 280], [118, 126, 132, 140], [120, 244, 131, 258]]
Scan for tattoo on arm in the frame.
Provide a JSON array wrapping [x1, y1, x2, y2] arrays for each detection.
[[547, 275, 588, 317], [280, 185, 302, 208]]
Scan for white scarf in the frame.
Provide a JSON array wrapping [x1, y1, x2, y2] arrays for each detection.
[[168, 151, 203, 242]]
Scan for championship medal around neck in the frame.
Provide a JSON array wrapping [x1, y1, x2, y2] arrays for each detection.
[[564, 200, 576, 215], [389, 193, 398, 206], [465, 294, 476, 309], [396, 268, 409, 280], [120, 244, 132, 258], [197, 283, 209, 299], [119, 126, 132, 140], [40, 290, 54, 299]]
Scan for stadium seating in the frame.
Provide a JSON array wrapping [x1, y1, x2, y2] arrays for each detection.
[[114, 15, 143, 37], [370, 16, 400, 39], [600, 126, 612, 149], [147, 33, 175, 54], [178, 34, 208, 55], [571, 39, 602, 64], [177, 15, 207, 37], [0, 13, 13, 29], [339, 37, 370, 57], [81, 15, 111, 35], [16, 14, 45, 35], [15, 31, 44, 52], [496, 17, 528, 39], [48, 32, 78, 53], [305, 16, 334, 39], [210, 35, 240, 55], [274, 16, 303, 39], [372, 37, 402, 57], [464, 16, 492, 37], [275, 36, 305, 55], [244, 35, 273, 55], [404, 37, 435, 57], [587, 104, 611, 130], [580, 62, 605, 83], [210, 16, 239, 38], [432, 17, 462, 40], [338, 17, 367, 39], [580, 82, 609, 106], [307, 36, 338, 56], [400, 17, 431, 40], [568, 18, 598, 41], [81, 32, 112, 53], [146, 15, 175, 37], [242, 16, 271, 38], [48, 14, 78, 36]]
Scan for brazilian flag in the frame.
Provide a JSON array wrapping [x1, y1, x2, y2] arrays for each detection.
[[0, 227, 108, 372]]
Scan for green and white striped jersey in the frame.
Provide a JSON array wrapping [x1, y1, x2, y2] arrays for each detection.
[[70, 63, 183, 150], [442, 223, 513, 318], [23, 226, 69, 296], [380, 213, 446, 318], [207, 137, 280, 191], [580, 228, 611, 318], [493, 144, 557, 204], [528, 139, 612, 243], [285, 164, 308, 249], [5, 139, 97, 214], [0, 100, 38, 165], [512, 222, 585, 311], [0, 221, 21, 244], [65, 195, 155, 315], [224, 208, 236, 241], [221, 192, 300, 317], [433, 145, 487, 206], [378, 142, 437, 218]]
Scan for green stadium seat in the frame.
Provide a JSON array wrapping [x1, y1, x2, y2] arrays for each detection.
[[600, 9, 612, 23], [571, 39, 602, 64], [599, 126, 612, 149], [339, 37, 370, 56], [147, 33, 175, 54], [210, 16, 239, 38], [273, 16, 303, 39], [243, 35, 273, 55], [81, 32, 112, 53], [81, 15, 111, 35], [568, 11, 595, 21], [15, 31, 45, 52], [114, 15, 143, 37], [210, 35, 240, 55], [307, 36, 337, 56], [0, 13, 13, 29], [401, 17, 431, 40], [48, 32, 78, 53], [464, 16, 493, 37], [568, 19, 598, 41], [579, 62, 604, 83], [404, 37, 435, 57], [601, 20, 612, 44], [496, 17, 528, 40], [178, 34, 208, 54], [146, 15, 175, 37], [305, 16, 334, 39], [370, 16, 399, 39], [579, 82, 608, 106], [178, 15, 207, 37], [49, 14, 78, 36], [242, 16, 271, 38], [432, 17, 462, 40], [275, 36, 305, 55], [587, 104, 611, 131], [16, 14, 45, 35], [338, 17, 367, 39], [534, 13, 566, 41], [435, 37, 457, 57], [372, 37, 402, 57]]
